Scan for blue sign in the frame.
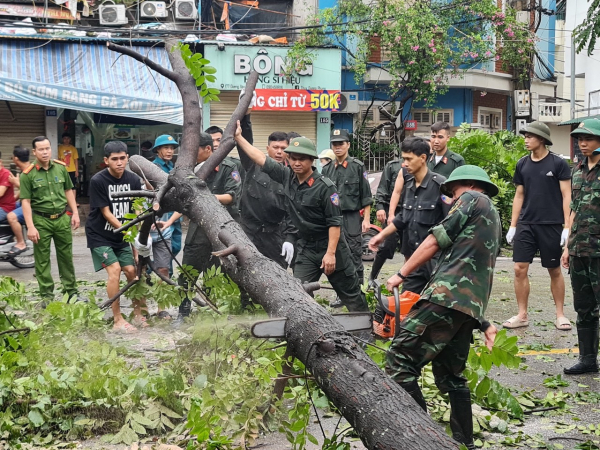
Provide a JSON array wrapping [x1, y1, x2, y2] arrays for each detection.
[[45, 109, 57, 117]]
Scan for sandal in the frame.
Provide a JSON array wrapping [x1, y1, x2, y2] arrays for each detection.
[[156, 311, 172, 320], [7, 245, 26, 257], [503, 315, 529, 329], [131, 315, 150, 328], [555, 316, 572, 331], [113, 322, 138, 334]]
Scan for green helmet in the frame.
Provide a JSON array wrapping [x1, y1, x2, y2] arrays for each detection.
[[285, 137, 318, 158], [519, 121, 553, 145], [570, 118, 600, 138], [441, 165, 499, 198]]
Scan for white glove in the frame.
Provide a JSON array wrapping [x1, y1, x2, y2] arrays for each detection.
[[134, 235, 153, 258], [239, 89, 257, 108], [560, 228, 569, 246], [506, 227, 516, 245], [281, 242, 294, 266]]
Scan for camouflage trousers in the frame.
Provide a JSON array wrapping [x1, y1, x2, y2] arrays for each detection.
[[570, 256, 600, 327], [386, 300, 478, 393]]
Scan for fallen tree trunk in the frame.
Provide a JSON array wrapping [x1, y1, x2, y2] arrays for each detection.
[[110, 41, 459, 449]]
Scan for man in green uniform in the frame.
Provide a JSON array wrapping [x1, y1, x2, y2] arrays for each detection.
[[20, 136, 80, 302], [175, 132, 243, 324], [427, 121, 465, 178], [561, 118, 600, 374], [235, 122, 368, 312], [384, 165, 501, 449], [322, 129, 372, 287]]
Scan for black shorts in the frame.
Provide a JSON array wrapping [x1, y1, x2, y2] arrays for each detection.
[[513, 223, 562, 268]]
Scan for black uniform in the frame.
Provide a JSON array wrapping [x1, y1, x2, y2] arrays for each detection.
[[374, 160, 407, 260], [322, 156, 373, 283], [262, 157, 368, 312], [391, 170, 450, 294]]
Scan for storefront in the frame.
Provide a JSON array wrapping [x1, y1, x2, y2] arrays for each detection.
[[203, 43, 342, 154]]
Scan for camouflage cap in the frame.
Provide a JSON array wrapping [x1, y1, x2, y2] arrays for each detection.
[[520, 121, 553, 145], [571, 118, 600, 138], [285, 137, 318, 158], [441, 165, 499, 198]]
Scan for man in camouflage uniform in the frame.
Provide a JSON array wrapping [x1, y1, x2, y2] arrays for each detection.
[[562, 118, 600, 375], [235, 122, 368, 312], [175, 132, 243, 324], [383, 165, 501, 450], [428, 121, 465, 178], [322, 129, 372, 287]]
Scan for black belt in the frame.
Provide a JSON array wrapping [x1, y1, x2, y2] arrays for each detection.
[[33, 209, 66, 219]]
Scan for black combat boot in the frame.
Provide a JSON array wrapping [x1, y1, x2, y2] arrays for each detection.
[[399, 380, 427, 412], [173, 298, 192, 328], [564, 324, 599, 374], [368, 253, 387, 288], [448, 389, 475, 450]]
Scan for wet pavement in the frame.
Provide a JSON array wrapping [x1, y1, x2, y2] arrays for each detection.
[[3, 230, 600, 449]]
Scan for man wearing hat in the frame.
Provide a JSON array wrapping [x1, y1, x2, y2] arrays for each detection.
[[322, 129, 372, 290], [379, 165, 501, 450], [234, 122, 368, 312], [561, 118, 600, 374], [503, 121, 572, 331]]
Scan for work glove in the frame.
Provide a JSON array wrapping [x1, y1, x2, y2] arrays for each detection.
[[239, 89, 257, 108], [281, 242, 294, 266], [134, 235, 153, 258], [560, 228, 569, 246], [506, 227, 516, 245]]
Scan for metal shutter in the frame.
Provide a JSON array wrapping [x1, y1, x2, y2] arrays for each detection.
[[208, 92, 317, 157], [0, 101, 45, 168]]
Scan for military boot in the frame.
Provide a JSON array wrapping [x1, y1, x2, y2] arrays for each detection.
[[399, 380, 427, 412], [564, 324, 599, 374], [448, 389, 475, 450], [173, 298, 192, 328], [368, 253, 387, 288]]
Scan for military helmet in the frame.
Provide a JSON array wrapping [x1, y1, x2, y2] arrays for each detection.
[[285, 137, 318, 158], [441, 165, 499, 198], [151, 134, 179, 152], [519, 121, 553, 145], [570, 118, 600, 138]]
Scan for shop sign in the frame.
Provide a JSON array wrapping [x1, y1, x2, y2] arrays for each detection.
[[404, 120, 418, 130], [0, 3, 80, 19], [253, 89, 340, 112], [204, 45, 341, 91]]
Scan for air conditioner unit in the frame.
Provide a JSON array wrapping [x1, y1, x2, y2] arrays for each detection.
[[338, 92, 359, 114], [141, 1, 168, 17], [99, 3, 128, 25], [516, 119, 528, 134], [175, 0, 197, 20]]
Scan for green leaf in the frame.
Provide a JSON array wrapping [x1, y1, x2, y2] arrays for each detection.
[[203, 66, 217, 74], [28, 409, 44, 427]]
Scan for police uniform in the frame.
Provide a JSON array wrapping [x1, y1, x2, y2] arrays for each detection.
[[262, 139, 368, 312], [391, 170, 449, 294], [374, 160, 405, 263], [427, 149, 465, 178], [387, 166, 501, 449], [19, 159, 77, 299], [564, 118, 600, 374], [322, 131, 372, 284]]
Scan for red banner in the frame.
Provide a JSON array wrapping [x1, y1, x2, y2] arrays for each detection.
[[253, 89, 340, 112]]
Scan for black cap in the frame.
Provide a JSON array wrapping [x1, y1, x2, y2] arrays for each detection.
[[330, 129, 351, 143]]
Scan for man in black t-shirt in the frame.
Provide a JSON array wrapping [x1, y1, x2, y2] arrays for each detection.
[[503, 122, 572, 331], [86, 141, 144, 333]]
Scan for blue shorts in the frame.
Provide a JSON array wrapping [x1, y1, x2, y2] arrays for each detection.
[[12, 203, 24, 224]]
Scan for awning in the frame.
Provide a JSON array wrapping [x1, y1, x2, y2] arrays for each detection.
[[559, 114, 600, 126], [0, 40, 183, 124]]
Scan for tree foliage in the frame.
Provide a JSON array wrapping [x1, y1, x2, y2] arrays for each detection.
[[573, 0, 600, 56]]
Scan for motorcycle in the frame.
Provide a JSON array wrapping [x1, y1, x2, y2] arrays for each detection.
[[0, 222, 35, 268]]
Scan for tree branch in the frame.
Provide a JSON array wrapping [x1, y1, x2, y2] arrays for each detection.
[[195, 71, 260, 180], [0, 327, 30, 337], [107, 42, 179, 82], [111, 191, 156, 199]]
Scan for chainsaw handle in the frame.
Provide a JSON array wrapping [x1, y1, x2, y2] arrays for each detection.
[[393, 287, 401, 338]]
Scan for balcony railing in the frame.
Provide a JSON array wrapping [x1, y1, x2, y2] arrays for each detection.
[[538, 103, 565, 122]]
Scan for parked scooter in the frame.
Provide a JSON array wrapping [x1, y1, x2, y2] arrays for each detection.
[[0, 222, 34, 268]]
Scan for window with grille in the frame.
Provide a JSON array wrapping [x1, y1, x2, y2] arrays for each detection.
[[413, 110, 432, 125], [413, 109, 453, 126]]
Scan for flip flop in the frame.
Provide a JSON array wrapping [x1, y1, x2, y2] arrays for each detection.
[[113, 322, 138, 334], [555, 316, 572, 331], [503, 315, 529, 329], [7, 245, 26, 256], [132, 315, 150, 328], [156, 311, 172, 320]]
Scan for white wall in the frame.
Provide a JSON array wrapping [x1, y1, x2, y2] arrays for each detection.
[[548, 124, 571, 157]]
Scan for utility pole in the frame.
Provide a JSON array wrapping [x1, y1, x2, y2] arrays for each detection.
[[571, 33, 576, 119]]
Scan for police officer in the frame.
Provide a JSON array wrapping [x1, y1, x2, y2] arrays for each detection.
[[370, 157, 406, 285], [369, 137, 449, 295], [428, 122, 465, 178], [175, 132, 243, 324], [322, 130, 372, 286], [562, 118, 600, 375], [20, 136, 80, 302], [235, 122, 368, 312], [384, 165, 501, 450]]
